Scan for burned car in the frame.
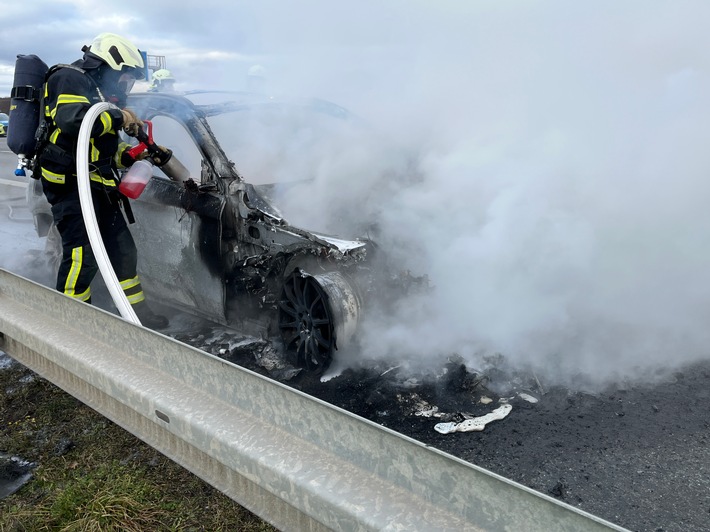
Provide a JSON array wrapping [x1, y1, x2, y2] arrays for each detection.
[[29, 91, 417, 371]]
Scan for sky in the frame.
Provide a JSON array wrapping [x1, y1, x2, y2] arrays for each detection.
[[3, 1, 710, 387]]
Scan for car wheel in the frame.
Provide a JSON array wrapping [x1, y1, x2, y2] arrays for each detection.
[[278, 269, 360, 372]]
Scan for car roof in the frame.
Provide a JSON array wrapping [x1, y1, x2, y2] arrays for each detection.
[[129, 90, 354, 121]]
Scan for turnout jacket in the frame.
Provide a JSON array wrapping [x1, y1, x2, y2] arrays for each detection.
[[39, 66, 132, 204]]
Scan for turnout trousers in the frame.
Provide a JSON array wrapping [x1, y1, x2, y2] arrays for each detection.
[[49, 189, 147, 306]]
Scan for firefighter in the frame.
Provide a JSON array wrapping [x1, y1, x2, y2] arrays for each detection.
[[148, 69, 176, 93], [37, 33, 168, 329]]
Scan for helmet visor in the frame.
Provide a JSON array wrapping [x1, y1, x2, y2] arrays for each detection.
[[118, 72, 137, 94]]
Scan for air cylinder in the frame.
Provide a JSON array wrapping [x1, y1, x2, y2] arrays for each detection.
[[8, 54, 48, 157]]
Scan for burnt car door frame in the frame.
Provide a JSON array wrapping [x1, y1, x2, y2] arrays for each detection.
[[125, 93, 239, 323]]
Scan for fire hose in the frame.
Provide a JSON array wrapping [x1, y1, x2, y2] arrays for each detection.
[[77, 103, 139, 324]]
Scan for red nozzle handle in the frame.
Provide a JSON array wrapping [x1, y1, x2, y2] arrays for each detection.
[[127, 120, 153, 159]]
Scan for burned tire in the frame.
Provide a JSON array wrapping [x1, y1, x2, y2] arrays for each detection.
[[279, 269, 360, 372]]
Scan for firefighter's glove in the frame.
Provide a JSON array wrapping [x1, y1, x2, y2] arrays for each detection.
[[121, 109, 143, 137], [120, 147, 149, 168]]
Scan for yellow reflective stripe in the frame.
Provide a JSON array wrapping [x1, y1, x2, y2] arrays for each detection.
[[49, 129, 60, 143], [90, 139, 100, 162], [99, 112, 111, 135], [45, 169, 115, 187], [44, 86, 50, 118], [116, 143, 131, 169], [89, 172, 117, 187], [75, 287, 91, 302], [120, 276, 141, 291], [88, 139, 116, 186], [127, 292, 145, 305], [51, 94, 91, 120], [42, 167, 66, 184], [64, 246, 83, 296], [57, 94, 90, 105]]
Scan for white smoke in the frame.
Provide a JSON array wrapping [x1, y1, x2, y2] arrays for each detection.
[[229, 1, 710, 384]]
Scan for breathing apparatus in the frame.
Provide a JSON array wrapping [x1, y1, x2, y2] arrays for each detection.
[[7, 54, 49, 176]]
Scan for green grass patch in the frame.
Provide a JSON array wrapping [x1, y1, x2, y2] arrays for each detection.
[[0, 357, 276, 531]]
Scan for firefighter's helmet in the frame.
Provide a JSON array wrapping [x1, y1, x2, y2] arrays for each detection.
[[85, 33, 145, 78], [149, 69, 176, 92], [153, 69, 175, 82]]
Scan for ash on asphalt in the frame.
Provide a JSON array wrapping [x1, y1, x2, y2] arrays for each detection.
[[177, 324, 710, 532]]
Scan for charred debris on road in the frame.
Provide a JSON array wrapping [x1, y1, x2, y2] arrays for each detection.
[[175, 323, 710, 532]]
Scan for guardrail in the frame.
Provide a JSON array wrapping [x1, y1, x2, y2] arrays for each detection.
[[0, 269, 627, 531], [0, 178, 28, 188]]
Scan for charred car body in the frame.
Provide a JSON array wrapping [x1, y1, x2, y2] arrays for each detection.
[[29, 91, 419, 371]]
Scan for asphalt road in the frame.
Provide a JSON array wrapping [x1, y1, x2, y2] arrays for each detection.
[[2, 136, 710, 532], [0, 138, 48, 282]]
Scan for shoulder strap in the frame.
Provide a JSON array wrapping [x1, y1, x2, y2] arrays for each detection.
[[45, 63, 106, 103], [46, 63, 87, 81]]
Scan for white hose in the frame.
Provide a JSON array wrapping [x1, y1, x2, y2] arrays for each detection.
[[77, 102, 140, 324]]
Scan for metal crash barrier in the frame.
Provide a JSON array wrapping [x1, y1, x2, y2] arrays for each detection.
[[0, 269, 626, 531]]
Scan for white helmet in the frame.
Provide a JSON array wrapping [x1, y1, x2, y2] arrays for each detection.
[[86, 33, 144, 75], [152, 69, 175, 82], [149, 69, 176, 91]]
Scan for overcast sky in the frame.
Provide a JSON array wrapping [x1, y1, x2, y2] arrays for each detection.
[[1, 1, 702, 101], [0, 0, 471, 99], [3, 1, 710, 386]]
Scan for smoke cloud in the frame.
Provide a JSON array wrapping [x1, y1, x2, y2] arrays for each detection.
[[223, 1, 710, 385]]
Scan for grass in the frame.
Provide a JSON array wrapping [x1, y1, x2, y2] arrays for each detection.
[[0, 355, 277, 531]]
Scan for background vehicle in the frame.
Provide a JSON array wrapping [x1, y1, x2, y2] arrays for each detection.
[[28, 92, 416, 371], [0, 112, 8, 136]]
